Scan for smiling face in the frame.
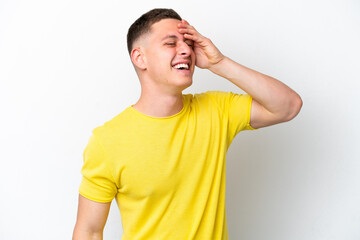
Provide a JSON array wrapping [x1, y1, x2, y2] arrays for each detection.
[[137, 18, 196, 92]]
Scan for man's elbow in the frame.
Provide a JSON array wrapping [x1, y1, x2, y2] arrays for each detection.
[[283, 93, 303, 122], [73, 225, 104, 240]]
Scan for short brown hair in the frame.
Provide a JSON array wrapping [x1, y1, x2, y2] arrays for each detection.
[[127, 8, 182, 55]]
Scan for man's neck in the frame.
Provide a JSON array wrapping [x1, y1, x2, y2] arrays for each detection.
[[132, 91, 184, 118]]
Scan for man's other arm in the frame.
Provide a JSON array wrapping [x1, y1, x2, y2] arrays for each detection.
[[178, 20, 302, 128], [209, 57, 303, 129], [73, 194, 111, 240]]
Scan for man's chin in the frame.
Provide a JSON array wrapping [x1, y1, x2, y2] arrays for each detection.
[[175, 78, 193, 90]]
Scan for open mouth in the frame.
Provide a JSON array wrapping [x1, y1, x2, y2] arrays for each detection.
[[172, 63, 190, 70]]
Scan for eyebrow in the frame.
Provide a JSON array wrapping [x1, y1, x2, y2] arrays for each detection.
[[161, 34, 193, 44], [161, 35, 178, 41]]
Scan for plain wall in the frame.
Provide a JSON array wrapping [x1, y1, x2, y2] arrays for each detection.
[[0, 0, 359, 239]]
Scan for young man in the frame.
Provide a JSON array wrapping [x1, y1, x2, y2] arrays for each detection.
[[73, 8, 302, 240]]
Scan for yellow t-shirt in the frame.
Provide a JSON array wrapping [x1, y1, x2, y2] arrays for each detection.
[[79, 91, 256, 240]]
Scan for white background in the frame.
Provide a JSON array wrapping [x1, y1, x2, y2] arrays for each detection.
[[1, 0, 359, 239]]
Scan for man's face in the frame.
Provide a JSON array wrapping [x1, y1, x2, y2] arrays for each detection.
[[141, 18, 196, 91]]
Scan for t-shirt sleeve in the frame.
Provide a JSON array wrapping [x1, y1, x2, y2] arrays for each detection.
[[79, 134, 117, 203], [227, 91, 257, 135], [205, 90, 257, 138]]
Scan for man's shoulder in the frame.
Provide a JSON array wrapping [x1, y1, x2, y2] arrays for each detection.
[[189, 90, 251, 114], [185, 90, 229, 99], [189, 90, 237, 104], [91, 107, 133, 138], [191, 90, 233, 98]]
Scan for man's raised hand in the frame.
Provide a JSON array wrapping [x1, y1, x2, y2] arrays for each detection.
[[177, 19, 224, 69]]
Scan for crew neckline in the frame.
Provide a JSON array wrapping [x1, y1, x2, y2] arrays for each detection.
[[129, 95, 188, 120]]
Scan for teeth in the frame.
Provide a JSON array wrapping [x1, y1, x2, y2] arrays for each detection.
[[173, 63, 189, 69]]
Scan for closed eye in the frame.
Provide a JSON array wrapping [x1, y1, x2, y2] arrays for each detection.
[[165, 41, 194, 49], [185, 41, 194, 48]]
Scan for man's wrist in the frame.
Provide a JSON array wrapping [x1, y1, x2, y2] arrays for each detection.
[[208, 56, 231, 77]]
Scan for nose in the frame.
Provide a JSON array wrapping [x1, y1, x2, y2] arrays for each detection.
[[177, 41, 192, 57]]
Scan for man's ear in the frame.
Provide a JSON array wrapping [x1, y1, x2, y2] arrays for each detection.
[[130, 47, 147, 70]]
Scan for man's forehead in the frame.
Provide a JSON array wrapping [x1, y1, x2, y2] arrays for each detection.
[[150, 19, 181, 36], [152, 18, 181, 28]]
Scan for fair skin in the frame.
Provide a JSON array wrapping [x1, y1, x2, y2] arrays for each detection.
[[73, 195, 111, 240], [73, 17, 302, 239]]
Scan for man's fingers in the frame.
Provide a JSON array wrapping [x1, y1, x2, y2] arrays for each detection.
[[180, 28, 204, 42], [181, 19, 190, 25], [180, 25, 197, 32], [178, 20, 196, 31], [178, 27, 196, 35], [177, 19, 207, 46], [178, 22, 202, 39], [183, 33, 195, 40]]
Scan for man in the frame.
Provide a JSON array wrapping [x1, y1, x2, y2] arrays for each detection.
[[73, 8, 302, 240]]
